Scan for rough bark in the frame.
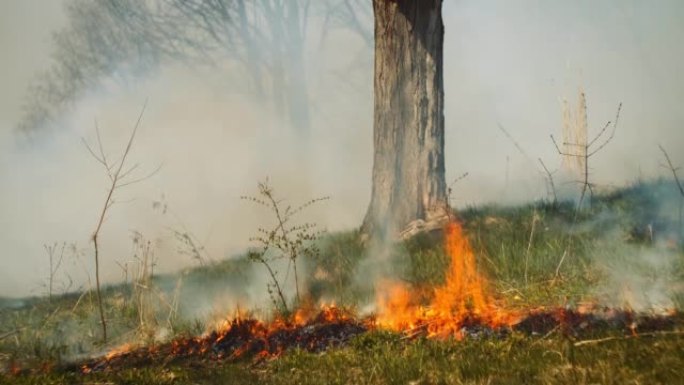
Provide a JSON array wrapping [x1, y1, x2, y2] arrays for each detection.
[[362, 0, 448, 239]]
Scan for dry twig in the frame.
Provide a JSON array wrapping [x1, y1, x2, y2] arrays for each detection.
[[574, 330, 684, 347]]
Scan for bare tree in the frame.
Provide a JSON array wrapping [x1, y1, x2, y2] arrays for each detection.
[[551, 100, 622, 212], [19, 0, 163, 134], [43, 242, 66, 302], [18, 0, 371, 137], [83, 103, 159, 343], [538, 158, 558, 204], [658, 144, 684, 240]]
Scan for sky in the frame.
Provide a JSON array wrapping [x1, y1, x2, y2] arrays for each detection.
[[1, 0, 683, 297]]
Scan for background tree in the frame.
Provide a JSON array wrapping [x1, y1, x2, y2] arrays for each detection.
[[18, 0, 372, 137], [362, 0, 448, 239], [21, 0, 449, 241]]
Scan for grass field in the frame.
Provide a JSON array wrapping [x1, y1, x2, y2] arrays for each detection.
[[1, 179, 683, 384]]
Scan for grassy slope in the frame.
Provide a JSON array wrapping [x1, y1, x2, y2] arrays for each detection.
[[1, 179, 684, 384]]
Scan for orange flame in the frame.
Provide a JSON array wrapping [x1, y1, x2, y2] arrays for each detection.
[[376, 221, 521, 338]]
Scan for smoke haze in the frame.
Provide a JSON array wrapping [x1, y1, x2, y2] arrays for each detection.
[[1, 0, 683, 298]]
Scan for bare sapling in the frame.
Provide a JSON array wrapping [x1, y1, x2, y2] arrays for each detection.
[[551, 95, 622, 214], [152, 195, 212, 266], [658, 144, 684, 241], [538, 158, 558, 204], [496, 122, 558, 203], [82, 102, 160, 343], [130, 231, 158, 341], [242, 180, 328, 315], [43, 242, 66, 302]]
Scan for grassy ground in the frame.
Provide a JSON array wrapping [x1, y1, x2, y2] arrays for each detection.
[[1, 179, 683, 384], [4, 331, 684, 385]]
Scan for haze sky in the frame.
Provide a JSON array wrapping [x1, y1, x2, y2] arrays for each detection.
[[1, 0, 683, 297]]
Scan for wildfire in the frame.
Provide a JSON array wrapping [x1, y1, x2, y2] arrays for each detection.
[[69, 220, 681, 374], [376, 221, 521, 339]]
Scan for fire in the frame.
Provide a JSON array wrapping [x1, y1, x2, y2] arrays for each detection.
[[77, 220, 682, 374], [376, 221, 521, 338], [104, 342, 135, 360]]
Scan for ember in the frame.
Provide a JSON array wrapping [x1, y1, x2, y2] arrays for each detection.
[[78, 306, 369, 373]]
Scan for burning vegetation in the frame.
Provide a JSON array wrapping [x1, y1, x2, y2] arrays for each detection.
[[376, 221, 522, 339], [2, 182, 683, 382], [64, 219, 682, 375]]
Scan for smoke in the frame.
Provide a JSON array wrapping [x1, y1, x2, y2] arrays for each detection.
[[1, 0, 684, 304], [595, 244, 678, 312]]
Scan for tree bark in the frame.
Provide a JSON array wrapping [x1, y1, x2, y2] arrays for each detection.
[[362, 0, 448, 239]]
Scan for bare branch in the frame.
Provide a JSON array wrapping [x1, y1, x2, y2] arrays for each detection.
[[119, 163, 141, 180], [81, 138, 106, 167], [497, 122, 532, 161], [448, 172, 469, 191], [113, 100, 148, 179], [95, 120, 108, 166], [538, 158, 558, 203], [550, 134, 578, 157], [587, 119, 612, 147], [115, 163, 163, 190], [588, 103, 622, 157], [659, 144, 684, 197]]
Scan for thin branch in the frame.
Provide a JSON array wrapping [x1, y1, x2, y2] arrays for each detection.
[[574, 330, 684, 347], [95, 120, 108, 166], [550, 134, 579, 157], [113, 100, 148, 178], [587, 120, 612, 147], [119, 163, 141, 180], [659, 144, 684, 197], [115, 162, 163, 189], [497, 122, 532, 161], [588, 103, 622, 157], [538, 158, 558, 203], [448, 172, 470, 190], [81, 138, 107, 167]]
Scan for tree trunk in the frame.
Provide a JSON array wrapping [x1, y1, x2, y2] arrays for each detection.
[[284, 0, 311, 136], [362, 0, 448, 240]]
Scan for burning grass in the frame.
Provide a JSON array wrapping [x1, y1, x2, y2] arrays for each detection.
[[376, 221, 522, 339], [49, 219, 684, 376]]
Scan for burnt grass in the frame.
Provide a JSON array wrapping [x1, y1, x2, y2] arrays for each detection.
[[2, 179, 684, 384], [4, 327, 684, 385]]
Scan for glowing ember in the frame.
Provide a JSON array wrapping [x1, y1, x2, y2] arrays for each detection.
[[376, 221, 521, 338]]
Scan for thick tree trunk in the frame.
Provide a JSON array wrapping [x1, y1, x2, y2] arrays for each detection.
[[362, 0, 448, 239]]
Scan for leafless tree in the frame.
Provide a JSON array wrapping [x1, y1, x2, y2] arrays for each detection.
[[19, 0, 371, 137], [658, 144, 684, 240], [551, 102, 622, 213], [538, 158, 558, 204], [82, 103, 159, 343], [43, 242, 66, 302]]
